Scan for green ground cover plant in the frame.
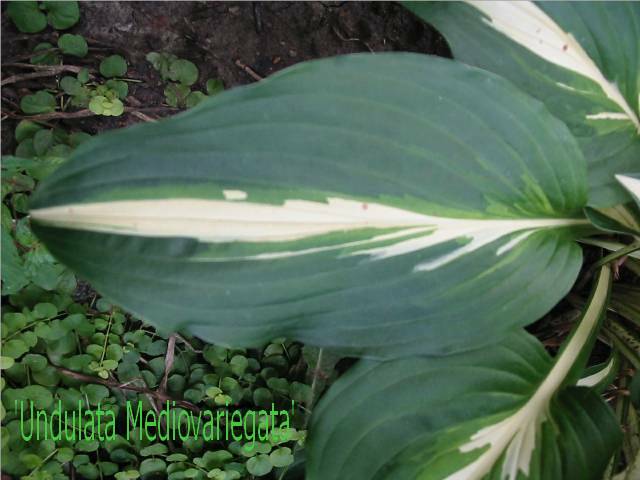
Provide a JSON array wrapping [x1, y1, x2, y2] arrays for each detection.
[[2, 1, 640, 480]]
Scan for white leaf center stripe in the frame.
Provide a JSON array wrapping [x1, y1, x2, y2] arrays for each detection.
[[468, 1, 640, 132], [445, 266, 611, 480], [31, 198, 587, 269]]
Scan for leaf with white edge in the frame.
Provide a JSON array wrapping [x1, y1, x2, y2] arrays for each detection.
[[584, 203, 640, 236], [617, 174, 640, 208], [577, 353, 618, 393], [307, 266, 620, 480], [31, 53, 590, 358], [407, 1, 640, 207], [579, 238, 640, 260]]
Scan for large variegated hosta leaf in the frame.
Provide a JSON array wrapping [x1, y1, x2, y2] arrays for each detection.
[[307, 266, 621, 480], [407, 1, 640, 207], [30, 53, 589, 358]]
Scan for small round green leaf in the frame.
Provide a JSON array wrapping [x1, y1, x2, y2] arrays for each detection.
[[43, 1, 80, 29], [60, 76, 83, 96], [186, 91, 207, 108], [89, 96, 124, 116], [166, 453, 188, 462], [139, 458, 167, 477], [15, 120, 43, 142], [206, 79, 224, 96], [100, 55, 128, 78], [105, 79, 129, 100], [24, 385, 54, 409], [20, 91, 56, 115], [30, 42, 59, 65], [0, 357, 15, 370], [229, 355, 248, 376], [140, 443, 168, 457], [77, 67, 90, 84], [247, 455, 273, 476], [3, 339, 28, 359], [34, 302, 58, 319], [168, 59, 199, 86], [7, 1, 47, 33], [58, 33, 88, 57], [22, 354, 48, 371], [269, 447, 294, 468]]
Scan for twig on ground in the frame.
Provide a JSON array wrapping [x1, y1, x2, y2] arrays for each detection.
[[331, 26, 375, 53], [175, 333, 199, 352], [1, 106, 178, 121], [2, 62, 84, 71], [235, 59, 263, 81], [159, 334, 177, 393], [56, 366, 201, 413], [1, 65, 87, 86], [130, 111, 157, 122]]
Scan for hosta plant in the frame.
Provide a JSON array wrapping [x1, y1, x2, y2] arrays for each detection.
[[23, 4, 640, 479]]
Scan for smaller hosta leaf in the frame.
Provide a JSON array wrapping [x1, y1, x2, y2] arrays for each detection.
[[577, 354, 619, 394], [584, 203, 640, 236], [58, 33, 88, 57], [7, 1, 47, 33], [307, 266, 619, 480], [100, 55, 128, 78]]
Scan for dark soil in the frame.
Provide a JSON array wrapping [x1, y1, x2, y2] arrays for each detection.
[[1, 1, 450, 152]]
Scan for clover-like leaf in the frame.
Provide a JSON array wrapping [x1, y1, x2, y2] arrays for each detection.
[[30, 42, 59, 66], [99, 54, 128, 78], [164, 82, 190, 107], [168, 58, 199, 86], [89, 96, 124, 117], [206, 79, 224, 96], [43, 0, 80, 29], [58, 33, 88, 57], [21, 91, 56, 115], [246, 454, 273, 476], [7, 1, 47, 33], [60, 76, 84, 96], [186, 91, 207, 108], [105, 79, 129, 100]]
